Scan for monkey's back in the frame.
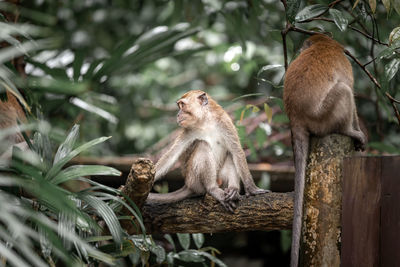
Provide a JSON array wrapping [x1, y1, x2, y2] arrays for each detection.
[[283, 35, 353, 124]]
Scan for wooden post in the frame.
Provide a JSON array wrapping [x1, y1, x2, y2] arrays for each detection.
[[301, 134, 354, 266], [341, 156, 400, 267]]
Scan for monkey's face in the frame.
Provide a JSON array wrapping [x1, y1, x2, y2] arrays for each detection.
[[176, 92, 208, 129]]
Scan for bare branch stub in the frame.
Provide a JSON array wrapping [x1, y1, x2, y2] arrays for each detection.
[[121, 158, 155, 209]]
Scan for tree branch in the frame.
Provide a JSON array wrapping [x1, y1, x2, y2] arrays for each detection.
[[143, 192, 293, 234]]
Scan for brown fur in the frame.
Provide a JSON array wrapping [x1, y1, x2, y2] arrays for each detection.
[[147, 90, 269, 212], [0, 91, 27, 144], [283, 34, 366, 267]]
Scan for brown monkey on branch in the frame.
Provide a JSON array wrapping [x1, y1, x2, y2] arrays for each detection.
[[147, 90, 269, 212], [283, 34, 366, 267]]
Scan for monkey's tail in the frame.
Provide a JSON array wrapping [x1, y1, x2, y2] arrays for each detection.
[[290, 129, 309, 267], [146, 186, 194, 203]]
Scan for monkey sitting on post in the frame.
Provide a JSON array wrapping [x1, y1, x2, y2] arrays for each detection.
[[146, 90, 269, 212], [283, 34, 367, 267]]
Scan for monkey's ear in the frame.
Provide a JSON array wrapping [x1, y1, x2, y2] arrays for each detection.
[[198, 93, 208, 106]]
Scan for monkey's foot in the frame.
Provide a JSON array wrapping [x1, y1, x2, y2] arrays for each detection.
[[245, 187, 270, 197], [224, 187, 240, 201], [220, 199, 237, 213], [353, 137, 366, 151]]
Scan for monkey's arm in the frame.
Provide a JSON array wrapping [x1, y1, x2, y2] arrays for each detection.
[[226, 132, 269, 196], [154, 131, 193, 181]]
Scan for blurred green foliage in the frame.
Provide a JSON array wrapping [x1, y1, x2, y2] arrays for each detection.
[[1, 0, 400, 265], [2, 0, 399, 158]]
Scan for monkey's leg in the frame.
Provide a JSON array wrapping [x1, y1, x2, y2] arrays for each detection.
[[146, 185, 196, 203], [230, 148, 270, 196], [311, 82, 366, 150], [218, 154, 240, 202], [331, 84, 366, 150], [189, 141, 237, 212]]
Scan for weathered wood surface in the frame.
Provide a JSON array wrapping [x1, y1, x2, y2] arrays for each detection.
[[341, 156, 381, 267], [121, 158, 155, 209], [301, 134, 354, 267], [142, 192, 293, 234], [341, 156, 400, 267]]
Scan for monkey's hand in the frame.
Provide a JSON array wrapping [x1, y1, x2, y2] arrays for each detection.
[[244, 185, 270, 197]]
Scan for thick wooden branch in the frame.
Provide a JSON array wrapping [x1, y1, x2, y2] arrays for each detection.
[[142, 192, 293, 234], [120, 158, 293, 234]]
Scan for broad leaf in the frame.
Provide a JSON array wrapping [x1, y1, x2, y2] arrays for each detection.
[[177, 233, 190, 250], [384, 58, 400, 82], [389, 27, 400, 46], [295, 4, 328, 22], [286, 0, 300, 23], [329, 9, 348, 31], [192, 233, 204, 249], [369, 0, 376, 13]]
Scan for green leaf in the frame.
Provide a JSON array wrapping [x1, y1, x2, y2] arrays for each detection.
[[257, 64, 284, 77], [369, 0, 376, 13], [381, 0, 391, 13], [45, 136, 111, 180], [368, 142, 400, 153], [378, 46, 400, 60], [0, 38, 55, 64], [176, 250, 204, 262], [384, 58, 400, 82], [270, 96, 285, 112], [167, 252, 175, 266], [53, 124, 79, 165], [389, 27, 400, 46], [177, 233, 190, 250], [80, 194, 123, 244], [192, 233, 204, 249], [256, 127, 267, 148], [394, 0, 400, 15], [295, 4, 328, 22], [69, 97, 118, 124], [329, 9, 348, 32], [196, 251, 227, 267], [280, 230, 292, 253], [51, 165, 121, 185], [73, 50, 85, 81], [352, 0, 361, 9], [164, 234, 176, 252], [26, 59, 69, 80], [27, 77, 89, 95], [286, 0, 300, 23], [264, 103, 272, 124], [150, 244, 166, 264]]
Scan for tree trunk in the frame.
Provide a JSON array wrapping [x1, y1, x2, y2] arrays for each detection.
[[301, 134, 355, 267]]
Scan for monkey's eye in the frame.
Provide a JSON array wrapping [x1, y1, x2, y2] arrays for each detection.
[[177, 101, 185, 109]]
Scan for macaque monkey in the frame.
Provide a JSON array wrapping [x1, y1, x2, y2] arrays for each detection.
[[147, 90, 269, 212], [283, 34, 366, 267]]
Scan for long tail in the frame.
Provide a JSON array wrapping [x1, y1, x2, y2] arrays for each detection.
[[290, 129, 309, 267], [146, 186, 194, 203]]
